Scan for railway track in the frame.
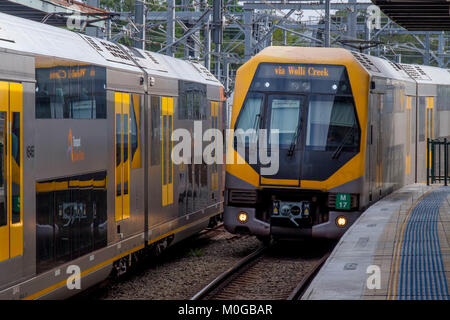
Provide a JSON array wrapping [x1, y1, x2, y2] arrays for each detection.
[[191, 242, 331, 300]]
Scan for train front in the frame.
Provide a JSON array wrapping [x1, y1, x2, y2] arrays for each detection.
[[224, 47, 370, 240]]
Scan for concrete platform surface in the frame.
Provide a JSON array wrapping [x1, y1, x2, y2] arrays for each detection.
[[303, 184, 450, 300]]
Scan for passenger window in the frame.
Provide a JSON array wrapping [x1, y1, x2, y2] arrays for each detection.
[[234, 93, 263, 146], [151, 96, 161, 166], [130, 94, 141, 169], [268, 95, 302, 146], [35, 63, 106, 119], [36, 171, 107, 273], [11, 112, 20, 224], [178, 80, 207, 120], [419, 97, 426, 142], [306, 95, 359, 151]]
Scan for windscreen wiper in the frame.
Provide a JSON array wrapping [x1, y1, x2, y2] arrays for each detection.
[[331, 126, 355, 160], [287, 121, 301, 157]]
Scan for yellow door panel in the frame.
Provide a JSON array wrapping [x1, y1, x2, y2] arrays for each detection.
[[114, 92, 123, 221], [161, 97, 167, 207], [168, 97, 173, 205], [115, 92, 133, 221], [0, 82, 23, 261], [161, 97, 174, 207], [0, 83, 9, 262], [210, 101, 219, 191], [9, 82, 23, 258], [122, 93, 130, 220], [0, 82, 8, 109]]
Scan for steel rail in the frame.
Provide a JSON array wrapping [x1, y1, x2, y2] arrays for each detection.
[[190, 246, 267, 300]]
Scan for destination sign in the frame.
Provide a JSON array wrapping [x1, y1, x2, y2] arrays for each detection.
[[256, 63, 345, 81], [49, 67, 96, 80]]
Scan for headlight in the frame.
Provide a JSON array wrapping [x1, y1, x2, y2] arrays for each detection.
[[336, 216, 347, 227], [238, 212, 248, 223]]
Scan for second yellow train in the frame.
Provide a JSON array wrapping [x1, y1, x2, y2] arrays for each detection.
[[224, 46, 450, 241]]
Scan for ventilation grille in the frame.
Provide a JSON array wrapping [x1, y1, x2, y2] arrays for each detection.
[[84, 36, 103, 52], [145, 51, 160, 65], [228, 190, 258, 205], [351, 51, 381, 73], [100, 41, 131, 61], [327, 193, 359, 209], [120, 45, 145, 60], [388, 60, 403, 72], [81, 35, 135, 66], [81, 35, 167, 72], [190, 61, 217, 82], [400, 64, 432, 81]]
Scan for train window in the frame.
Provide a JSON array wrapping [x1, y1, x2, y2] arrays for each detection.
[[35, 64, 106, 119], [384, 88, 394, 113], [306, 95, 359, 151], [234, 93, 263, 146], [419, 97, 426, 142], [437, 86, 450, 111], [267, 95, 303, 146], [11, 112, 20, 224], [308, 96, 358, 148], [151, 96, 161, 166], [130, 94, 141, 169], [178, 81, 207, 120], [93, 67, 107, 119], [36, 171, 107, 274]]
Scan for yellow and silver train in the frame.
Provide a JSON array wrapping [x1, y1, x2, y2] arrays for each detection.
[[224, 46, 450, 241], [0, 12, 224, 299]]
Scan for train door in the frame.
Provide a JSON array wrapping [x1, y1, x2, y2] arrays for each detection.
[[260, 94, 306, 186], [405, 96, 413, 184], [161, 97, 174, 207], [376, 94, 383, 198], [368, 94, 376, 201], [416, 96, 432, 183], [114, 92, 130, 221], [368, 93, 382, 201], [0, 81, 23, 262], [210, 101, 220, 201], [425, 97, 434, 173]]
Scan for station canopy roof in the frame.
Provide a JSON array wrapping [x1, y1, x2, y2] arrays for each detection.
[[372, 0, 450, 30], [0, 0, 109, 27]]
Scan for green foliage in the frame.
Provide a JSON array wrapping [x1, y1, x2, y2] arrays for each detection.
[[188, 248, 205, 258], [100, 0, 134, 12]]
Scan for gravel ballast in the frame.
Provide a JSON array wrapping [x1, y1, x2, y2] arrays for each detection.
[[82, 228, 261, 300]]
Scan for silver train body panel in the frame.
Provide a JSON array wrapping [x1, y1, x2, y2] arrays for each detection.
[[0, 13, 224, 299]]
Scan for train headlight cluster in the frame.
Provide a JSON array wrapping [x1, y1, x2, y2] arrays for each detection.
[[336, 216, 347, 227], [238, 212, 248, 223]]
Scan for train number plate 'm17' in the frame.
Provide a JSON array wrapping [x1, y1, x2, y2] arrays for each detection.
[[336, 193, 350, 210]]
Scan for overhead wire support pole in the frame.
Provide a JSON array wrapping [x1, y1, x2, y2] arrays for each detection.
[[134, 0, 145, 49], [166, 0, 175, 57], [158, 7, 212, 54], [324, 0, 330, 47], [254, 9, 297, 51]]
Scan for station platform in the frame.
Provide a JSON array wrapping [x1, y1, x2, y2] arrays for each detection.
[[303, 184, 450, 300]]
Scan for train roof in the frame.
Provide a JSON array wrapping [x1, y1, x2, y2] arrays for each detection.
[[0, 12, 221, 86], [253, 46, 450, 86]]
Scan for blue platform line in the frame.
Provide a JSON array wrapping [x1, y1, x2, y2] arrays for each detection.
[[397, 187, 450, 300]]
